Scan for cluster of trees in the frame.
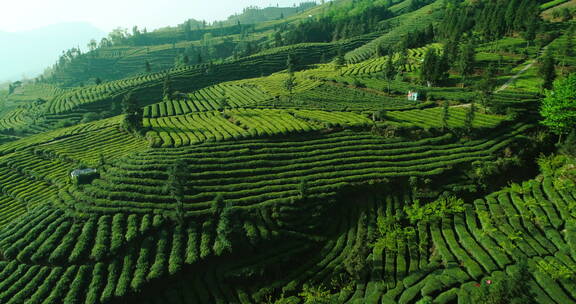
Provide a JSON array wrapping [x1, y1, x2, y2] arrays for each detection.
[[416, 37, 477, 87], [393, 25, 435, 52], [438, 0, 542, 43], [419, 48, 450, 87], [280, 3, 394, 45], [51, 48, 83, 73], [223, 2, 317, 26]]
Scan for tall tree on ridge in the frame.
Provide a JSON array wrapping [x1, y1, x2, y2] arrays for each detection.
[[539, 51, 556, 91], [457, 41, 475, 87], [382, 53, 396, 93], [121, 92, 143, 134]]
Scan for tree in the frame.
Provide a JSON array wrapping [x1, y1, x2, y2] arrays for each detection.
[[87, 39, 97, 52], [522, 17, 538, 47], [108, 27, 127, 45], [376, 43, 386, 57], [183, 20, 192, 40], [420, 48, 438, 87], [420, 49, 448, 87], [97, 153, 106, 168], [274, 31, 283, 47], [471, 258, 536, 304], [464, 102, 476, 132], [121, 92, 143, 133], [165, 160, 187, 223], [81, 112, 100, 124], [441, 101, 450, 131], [218, 90, 229, 111], [284, 72, 296, 102], [345, 213, 369, 280], [335, 48, 346, 72], [396, 48, 408, 74], [457, 41, 476, 87], [285, 54, 297, 101], [95, 78, 102, 85], [213, 202, 234, 256], [477, 65, 497, 113], [540, 73, 576, 143], [478, 91, 494, 114], [163, 74, 173, 100], [286, 53, 296, 74], [382, 53, 396, 93], [538, 52, 556, 91], [145, 60, 151, 73]]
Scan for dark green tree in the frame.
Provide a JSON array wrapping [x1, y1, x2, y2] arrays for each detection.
[[470, 258, 536, 304], [376, 43, 386, 57], [286, 53, 296, 74], [285, 54, 297, 101], [522, 17, 538, 47], [213, 201, 234, 256], [441, 101, 450, 131], [335, 48, 346, 72], [420, 48, 438, 87], [163, 74, 173, 100], [540, 73, 576, 142], [538, 52, 556, 90], [420, 49, 449, 87], [275, 31, 283, 47], [218, 90, 229, 111], [477, 65, 497, 113], [97, 153, 106, 170], [344, 213, 369, 280], [121, 92, 143, 133], [284, 72, 296, 102], [396, 48, 408, 74], [457, 41, 476, 87], [145, 60, 151, 73], [464, 102, 476, 132], [165, 160, 188, 223], [382, 53, 396, 93]]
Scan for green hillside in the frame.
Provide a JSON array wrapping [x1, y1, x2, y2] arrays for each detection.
[[0, 0, 575, 303]]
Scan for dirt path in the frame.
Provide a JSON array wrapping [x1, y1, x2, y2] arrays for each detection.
[[495, 45, 549, 93], [495, 60, 537, 93]]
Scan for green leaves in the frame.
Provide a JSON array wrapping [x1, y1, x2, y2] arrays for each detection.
[[540, 73, 576, 137], [404, 195, 465, 225]]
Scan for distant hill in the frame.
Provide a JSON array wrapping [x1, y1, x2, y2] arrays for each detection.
[[222, 2, 317, 25], [0, 22, 105, 82]]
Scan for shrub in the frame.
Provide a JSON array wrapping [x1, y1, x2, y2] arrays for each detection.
[[404, 195, 465, 225], [81, 112, 100, 124]]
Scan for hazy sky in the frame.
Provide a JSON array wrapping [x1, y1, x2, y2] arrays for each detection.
[[0, 0, 304, 33]]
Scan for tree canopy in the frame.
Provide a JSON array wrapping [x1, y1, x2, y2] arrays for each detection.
[[540, 73, 576, 140], [121, 92, 143, 133]]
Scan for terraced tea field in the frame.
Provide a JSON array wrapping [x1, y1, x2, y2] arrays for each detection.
[[0, 0, 573, 302]]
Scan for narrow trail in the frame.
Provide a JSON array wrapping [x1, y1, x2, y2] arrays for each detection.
[[495, 60, 537, 92], [495, 45, 550, 93]]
